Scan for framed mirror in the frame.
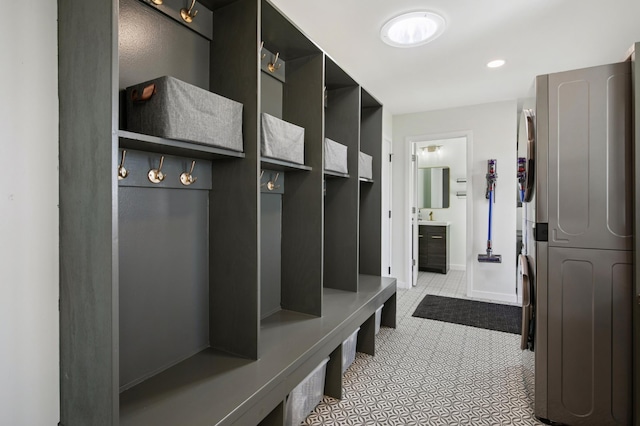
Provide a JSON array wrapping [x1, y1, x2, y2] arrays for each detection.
[[418, 166, 450, 208]]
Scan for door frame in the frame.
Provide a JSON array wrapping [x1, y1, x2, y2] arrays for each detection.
[[382, 137, 393, 277], [406, 131, 473, 293]]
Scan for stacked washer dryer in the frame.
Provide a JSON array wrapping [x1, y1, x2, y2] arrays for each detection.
[[522, 61, 633, 425]]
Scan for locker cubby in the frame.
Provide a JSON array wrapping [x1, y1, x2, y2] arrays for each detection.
[[259, 0, 324, 319], [359, 89, 383, 275], [323, 57, 359, 292], [58, 0, 394, 424]]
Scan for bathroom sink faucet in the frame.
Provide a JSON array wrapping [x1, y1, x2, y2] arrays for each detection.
[[429, 211, 434, 221]]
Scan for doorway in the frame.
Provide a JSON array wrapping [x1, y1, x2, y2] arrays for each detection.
[[408, 133, 472, 297]]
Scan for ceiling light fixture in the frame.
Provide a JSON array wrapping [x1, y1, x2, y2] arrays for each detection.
[[487, 59, 506, 68], [381, 11, 446, 48]]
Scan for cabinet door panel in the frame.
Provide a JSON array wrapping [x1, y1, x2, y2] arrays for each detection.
[[547, 63, 632, 250], [547, 247, 632, 425]]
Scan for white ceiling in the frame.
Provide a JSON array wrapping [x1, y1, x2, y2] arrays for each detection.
[[269, 0, 640, 115]]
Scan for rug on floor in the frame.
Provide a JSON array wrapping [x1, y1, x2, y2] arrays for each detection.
[[412, 294, 522, 334]]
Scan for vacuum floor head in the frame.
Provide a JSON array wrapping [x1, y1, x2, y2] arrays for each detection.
[[478, 253, 502, 263]]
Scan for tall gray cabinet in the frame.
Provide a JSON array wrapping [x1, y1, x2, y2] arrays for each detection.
[[631, 42, 640, 426], [533, 62, 633, 425], [58, 0, 395, 425]]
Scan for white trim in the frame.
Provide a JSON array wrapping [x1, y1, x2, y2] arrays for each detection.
[[382, 137, 393, 277], [406, 130, 473, 295], [397, 280, 410, 289], [405, 140, 417, 288], [449, 264, 466, 271], [469, 290, 519, 306]]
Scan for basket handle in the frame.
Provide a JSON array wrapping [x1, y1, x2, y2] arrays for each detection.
[[131, 83, 156, 102]]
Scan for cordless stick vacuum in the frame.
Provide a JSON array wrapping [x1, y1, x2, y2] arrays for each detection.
[[478, 159, 502, 263]]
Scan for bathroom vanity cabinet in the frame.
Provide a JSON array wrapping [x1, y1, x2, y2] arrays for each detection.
[[58, 0, 394, 424], [419, 224, 450, 274]]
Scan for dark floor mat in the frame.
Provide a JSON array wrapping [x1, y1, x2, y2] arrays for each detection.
[[412, 294, 522, 334]]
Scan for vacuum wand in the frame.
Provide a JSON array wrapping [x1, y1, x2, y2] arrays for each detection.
[[478, 159, 502, 263]]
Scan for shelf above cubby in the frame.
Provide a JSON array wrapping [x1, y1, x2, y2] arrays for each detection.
[[324, 170, 350, 179], [260, 156, 312, 172], [118, 130, 245, 161], [359, 177, 375, 183]]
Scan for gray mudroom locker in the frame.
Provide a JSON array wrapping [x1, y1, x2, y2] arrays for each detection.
[[58, 0, 396, 424]]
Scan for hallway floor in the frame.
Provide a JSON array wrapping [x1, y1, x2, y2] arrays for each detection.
[[303, 271, 540, 425]]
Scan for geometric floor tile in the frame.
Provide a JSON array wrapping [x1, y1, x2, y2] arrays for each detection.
[[302, 271, 541, 426]]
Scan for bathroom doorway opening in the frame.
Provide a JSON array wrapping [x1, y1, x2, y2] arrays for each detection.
[[408, 133, 472, 298]]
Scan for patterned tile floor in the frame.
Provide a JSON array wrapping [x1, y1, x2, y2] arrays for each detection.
[[303, 271, 540, 425]]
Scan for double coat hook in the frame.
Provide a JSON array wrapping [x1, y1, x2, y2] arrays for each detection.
[[268, 52, 282, 73], [148, 156, 166, 184], [180, 160, 198, 186], [180, 0, 198, 23], [260, 172, 280, 191], [259, 41, 266, 60], [118, 150, 129, 180]]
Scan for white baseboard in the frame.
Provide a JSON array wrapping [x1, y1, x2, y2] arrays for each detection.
[[449, 264, 466, 271], [397, 280, 410, 289], [469, 290, 519, 306]]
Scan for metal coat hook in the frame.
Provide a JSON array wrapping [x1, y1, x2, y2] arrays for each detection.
[[259, 41, 266, 60], [266, 172, 280, 190], [148, 156, 166, 184], [180, 160, 198, 186], [118, 150, 129, 180], [180, 0, 198, 23], [267, 52, 282, 73], [150, 0, 163, 5]]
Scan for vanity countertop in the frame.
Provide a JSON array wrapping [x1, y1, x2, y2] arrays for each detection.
[[418, 220, 451, 226]]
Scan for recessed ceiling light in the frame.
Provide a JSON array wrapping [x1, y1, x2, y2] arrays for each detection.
[[487, 59, 506, 68], [380, 11, 446, 48]]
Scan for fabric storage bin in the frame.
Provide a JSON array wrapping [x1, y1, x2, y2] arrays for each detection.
[[284, 357, 329, 426], [261, 113, 305, 164], [324, 138, 348, 173], [126, 76, 243, 151], [359, 151, 373, 179], [375, 305, 384, 335], [341, 327, 360, 374]]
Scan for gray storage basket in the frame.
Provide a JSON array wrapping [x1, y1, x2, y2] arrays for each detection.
[[324, 138, 348, 174], [126, 76, 243, 151], [261, 112, 305, 164], [359, 151, 373, 179]]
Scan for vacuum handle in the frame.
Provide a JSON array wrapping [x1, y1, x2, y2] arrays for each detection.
[[488, 187, 494, 242]]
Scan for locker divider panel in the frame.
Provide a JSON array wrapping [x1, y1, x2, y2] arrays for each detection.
[[209, 0, 260, 359]]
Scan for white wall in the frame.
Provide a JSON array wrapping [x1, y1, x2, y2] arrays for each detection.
[[416, 137, 467, 269], [0, 2, 60, 425], [383, 108, 392, 141], [392, 101, 518, 303]]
